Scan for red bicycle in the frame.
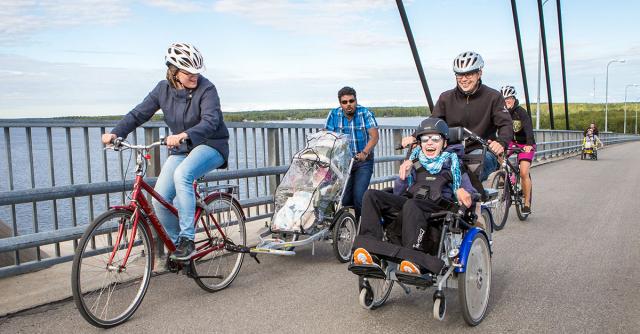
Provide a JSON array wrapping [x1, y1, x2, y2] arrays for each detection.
[[71, 138, 248, 328]]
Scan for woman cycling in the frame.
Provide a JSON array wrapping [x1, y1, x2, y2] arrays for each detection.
[[501, 85, 534, 214], [101, 42, 229, 260]]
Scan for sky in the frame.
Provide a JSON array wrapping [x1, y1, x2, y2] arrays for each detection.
[[1, 0, 640, 118]]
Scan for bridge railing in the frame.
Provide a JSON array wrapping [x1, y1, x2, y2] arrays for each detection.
[[0, 118, 638, 277]]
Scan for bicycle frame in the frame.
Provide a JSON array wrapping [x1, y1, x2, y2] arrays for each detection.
[[106, 144, 231, 270], [502, 148, 527, 205]]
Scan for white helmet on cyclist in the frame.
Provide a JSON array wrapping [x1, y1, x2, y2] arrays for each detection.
[[501, 85, 517, 99], [165, 42, 205, 74], [452, 51, 484, 74]]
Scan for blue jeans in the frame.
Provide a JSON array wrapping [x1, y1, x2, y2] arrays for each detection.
[[341, 159, 374, 217], [152, 145, 225, 244], [469, 148, 498, 181]]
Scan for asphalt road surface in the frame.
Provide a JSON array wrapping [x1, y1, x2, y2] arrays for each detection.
[[1, 142, 639, 333]]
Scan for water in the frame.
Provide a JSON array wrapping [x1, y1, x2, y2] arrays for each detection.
[[0, 117, 419, 235]]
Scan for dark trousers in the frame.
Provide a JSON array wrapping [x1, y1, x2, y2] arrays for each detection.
[[354, 189, 445, 273], [342, 159, 374, 217]]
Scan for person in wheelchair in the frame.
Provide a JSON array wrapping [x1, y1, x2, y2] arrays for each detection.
[[351, 117, 477, 276], [583, 128, 603, 150]]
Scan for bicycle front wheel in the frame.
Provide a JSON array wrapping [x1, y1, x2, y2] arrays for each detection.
[[490, 171, 510, 231], [191, 193, 246, 292], [71, 209, 153, 328]]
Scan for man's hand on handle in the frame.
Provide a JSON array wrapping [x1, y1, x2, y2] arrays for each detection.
[[487, 140, 505, 156], [401, 136, 416, 148]]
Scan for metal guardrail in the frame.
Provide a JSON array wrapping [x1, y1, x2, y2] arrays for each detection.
[[0, 118, 638, 277]]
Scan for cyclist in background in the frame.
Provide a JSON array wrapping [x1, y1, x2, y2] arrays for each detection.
[[101, 42, 229, 260], [501, 85, 535, 214]]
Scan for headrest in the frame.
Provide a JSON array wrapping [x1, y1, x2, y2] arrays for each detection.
[[448, 127, 465, 145]]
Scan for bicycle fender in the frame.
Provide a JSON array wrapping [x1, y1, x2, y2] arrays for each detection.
[[455, 227, 490, 273]]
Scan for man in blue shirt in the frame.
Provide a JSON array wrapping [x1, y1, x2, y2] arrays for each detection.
[[325, 86, 379, 217]]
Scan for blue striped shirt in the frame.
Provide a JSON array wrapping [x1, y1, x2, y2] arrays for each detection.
[[325, 105, 378, 156]]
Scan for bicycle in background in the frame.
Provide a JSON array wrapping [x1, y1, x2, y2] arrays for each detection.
[[489, 147, 533, 230]]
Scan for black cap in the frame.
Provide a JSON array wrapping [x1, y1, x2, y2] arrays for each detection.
[[415, 117, 449, 139]]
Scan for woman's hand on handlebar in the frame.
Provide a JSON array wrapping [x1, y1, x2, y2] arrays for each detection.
[[487, 140, 505, 156], [102, 133, 117, 145], [523, 145, 533, 153], [165, 133, 188, 148], [398, 160, 413, 180], [456, 188, 472, 208]]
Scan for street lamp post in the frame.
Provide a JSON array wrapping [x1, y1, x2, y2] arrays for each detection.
[[604, 59, 625, 132], [624, 84, 640, 133], [535, 0, 549, 130], [636, 98, 639, 134]]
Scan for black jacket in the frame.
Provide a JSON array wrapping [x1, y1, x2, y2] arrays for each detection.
[[431, 82, 513, 152], [509, 100, 535, 145]]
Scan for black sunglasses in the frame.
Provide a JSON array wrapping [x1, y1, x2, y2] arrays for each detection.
[[340, 99, 355, 105]]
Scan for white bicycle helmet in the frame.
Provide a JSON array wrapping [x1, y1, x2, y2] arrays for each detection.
[[165, 42, 205, 74], [452, 51, 484, 74], [501, 85, 517, 99]]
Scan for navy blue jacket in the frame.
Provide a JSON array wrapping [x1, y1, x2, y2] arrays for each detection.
[[111, 76, 229, 164]]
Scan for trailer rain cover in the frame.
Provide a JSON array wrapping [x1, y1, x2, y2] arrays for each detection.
[[270, 131, 352, 233]]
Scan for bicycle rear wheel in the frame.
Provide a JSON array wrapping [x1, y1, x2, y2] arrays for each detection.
[[191, 193, 246, 292], [490, 171, 510, 231], [71, 209, 153, 328]]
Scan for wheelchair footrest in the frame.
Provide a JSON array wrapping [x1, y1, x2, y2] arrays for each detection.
[[395, 271, 435, 288], [348, 263, 386, 279]]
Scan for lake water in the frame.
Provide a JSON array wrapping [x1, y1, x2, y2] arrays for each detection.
[[0, 117, 422, 235]]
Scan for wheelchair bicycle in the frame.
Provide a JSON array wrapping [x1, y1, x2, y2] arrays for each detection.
[[347, 127, 498, 326], [581, 145, 598, 160]]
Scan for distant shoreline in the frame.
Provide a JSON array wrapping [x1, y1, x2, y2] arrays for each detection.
[[2, 102, 638, 132]]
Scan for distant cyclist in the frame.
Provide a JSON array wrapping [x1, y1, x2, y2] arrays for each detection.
[[102, 42, 229, 260], [501, 85, 534, 214]]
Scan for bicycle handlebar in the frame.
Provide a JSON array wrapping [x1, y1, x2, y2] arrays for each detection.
[[108, 137, 165, 151]]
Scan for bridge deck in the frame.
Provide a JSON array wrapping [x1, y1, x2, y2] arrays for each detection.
[[1, 142, 639, 333]]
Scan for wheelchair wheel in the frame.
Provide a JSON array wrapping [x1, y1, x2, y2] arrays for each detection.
[[357, 261, 394, 310], [490, 171, 510, 231], [433, 291, 446, 321], [333, 210, 357, 263], [516, 175, 532, 221], [459, 233, 491, 326]]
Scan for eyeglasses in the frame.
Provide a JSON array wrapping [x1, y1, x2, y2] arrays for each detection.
[[455, 71, 479, 79], [340, 99, 355, 105], [420, 134, 443, 143]]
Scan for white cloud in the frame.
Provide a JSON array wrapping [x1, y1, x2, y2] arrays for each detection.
[[142, 0, 208, 12], [0, 0, 131, 45], [213, 0, 403, 48]]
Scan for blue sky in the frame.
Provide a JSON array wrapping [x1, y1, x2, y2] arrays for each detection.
[[1, 0, 640, 118]]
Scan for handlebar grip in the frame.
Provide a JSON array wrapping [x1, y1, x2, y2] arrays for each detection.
[[160, 137, 167, 145], [111, 137, 123, 146]]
